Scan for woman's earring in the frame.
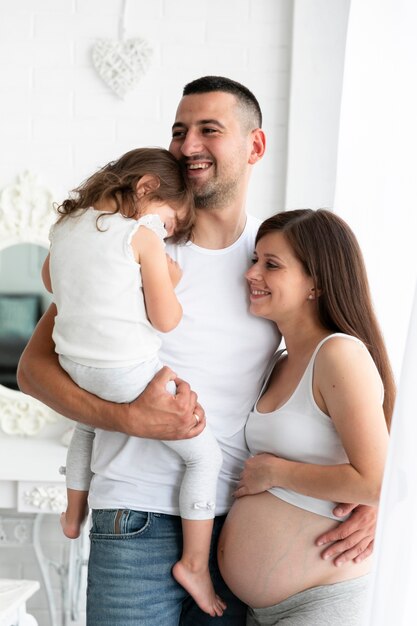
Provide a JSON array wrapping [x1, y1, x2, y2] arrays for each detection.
[[308, 293, 314, 300]]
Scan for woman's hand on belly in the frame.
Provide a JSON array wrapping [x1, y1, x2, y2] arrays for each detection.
[[233, 453, 283, 498]]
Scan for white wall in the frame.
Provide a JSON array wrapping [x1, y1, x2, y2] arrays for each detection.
[[0, 0, 292, 221], [0, 1, 292, 624], [285, 0, 350, 210]]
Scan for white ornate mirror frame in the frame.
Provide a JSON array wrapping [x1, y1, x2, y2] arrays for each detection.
[[0, 171, 60, 436]]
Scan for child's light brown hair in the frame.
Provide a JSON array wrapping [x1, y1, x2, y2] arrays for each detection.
[[57, 147, 195, 242]]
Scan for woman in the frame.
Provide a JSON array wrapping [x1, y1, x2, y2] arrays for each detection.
[[218, 209, 395, 625]]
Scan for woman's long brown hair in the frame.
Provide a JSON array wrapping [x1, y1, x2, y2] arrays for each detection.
[[256, 209, 396, 428], [56, 147, 194, 242]]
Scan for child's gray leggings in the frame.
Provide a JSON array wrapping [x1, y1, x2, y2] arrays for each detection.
[[60, 355, 223, 521]]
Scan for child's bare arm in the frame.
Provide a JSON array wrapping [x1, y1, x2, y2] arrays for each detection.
[[41, 253, 53, 293], [132, 226, 182, 332]]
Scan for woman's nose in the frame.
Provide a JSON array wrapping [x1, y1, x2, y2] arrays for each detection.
[[245, 264, 259, 281]]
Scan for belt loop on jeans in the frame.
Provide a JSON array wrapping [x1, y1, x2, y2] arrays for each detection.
[[114, 509, 123, 534]]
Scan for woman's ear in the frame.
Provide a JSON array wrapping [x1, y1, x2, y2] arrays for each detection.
[[307, 286, 323, 300], [135, 174, 160, 197]]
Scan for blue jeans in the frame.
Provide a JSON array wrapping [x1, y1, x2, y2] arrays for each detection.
[[87, 509, 247, 625]]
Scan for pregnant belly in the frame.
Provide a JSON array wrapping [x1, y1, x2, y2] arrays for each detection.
[[217, 491, 371, 608]]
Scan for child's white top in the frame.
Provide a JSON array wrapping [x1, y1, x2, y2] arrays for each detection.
[[49, 209, 166, 368]]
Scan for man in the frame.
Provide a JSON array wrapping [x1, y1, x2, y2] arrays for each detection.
[[18, 76, 376, 625]]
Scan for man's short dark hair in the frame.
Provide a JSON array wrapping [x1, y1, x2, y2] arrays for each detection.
[[183, 76, 262, 129]]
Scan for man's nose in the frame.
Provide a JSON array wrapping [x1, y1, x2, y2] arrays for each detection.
[[180, 130, 203, 156]]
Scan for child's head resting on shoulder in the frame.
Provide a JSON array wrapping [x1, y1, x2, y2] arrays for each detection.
[[56, 147, 195, 242]]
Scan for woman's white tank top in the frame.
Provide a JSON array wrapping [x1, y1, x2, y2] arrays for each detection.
[[245, 333, 365, 520]]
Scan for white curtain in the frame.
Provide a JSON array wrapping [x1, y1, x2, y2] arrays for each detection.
[[334, 0, 417, 379], [364, 286, 417, 623], [334, 1, 417, 623]]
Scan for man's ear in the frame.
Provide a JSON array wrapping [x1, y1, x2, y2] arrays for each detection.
[[135, 174, 160, 197], [248, 128, 266, 164]]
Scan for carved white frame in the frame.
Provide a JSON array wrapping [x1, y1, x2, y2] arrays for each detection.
[[0, 171, 60, 436]]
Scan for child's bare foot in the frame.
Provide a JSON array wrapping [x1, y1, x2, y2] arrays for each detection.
[[172, 560, 226, 617], [60, 508, 87, 539]]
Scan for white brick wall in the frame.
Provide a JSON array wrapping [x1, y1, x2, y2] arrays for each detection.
[[0, 0, 292, 217], [0, 1, 292, 624]]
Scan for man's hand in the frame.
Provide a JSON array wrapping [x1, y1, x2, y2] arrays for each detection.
[[316, 504, 377, 566], [125, 366, 205, 439], [18, 305, 205, 440]]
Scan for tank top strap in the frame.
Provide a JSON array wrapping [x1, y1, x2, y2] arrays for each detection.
[[310, 333, 363, 362], [136, 214, 167, 241], [255, 334, 365, 411], [301, 333, 365, 391], [255, 346, 286, 404]]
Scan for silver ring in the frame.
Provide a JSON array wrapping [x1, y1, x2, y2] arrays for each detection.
[[194, 413, 200, 425]]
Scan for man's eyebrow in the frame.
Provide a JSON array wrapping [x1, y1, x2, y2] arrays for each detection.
[[172, 119, 226, 130], [198, 119, 225, 128]]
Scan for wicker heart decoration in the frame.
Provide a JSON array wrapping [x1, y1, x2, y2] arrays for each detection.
[[92, 38, 153, 99]]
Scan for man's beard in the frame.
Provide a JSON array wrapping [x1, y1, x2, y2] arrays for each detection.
[[192, 178, 239, 210]]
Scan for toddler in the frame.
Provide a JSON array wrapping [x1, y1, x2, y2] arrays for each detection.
[[42, 148, 225, 617]]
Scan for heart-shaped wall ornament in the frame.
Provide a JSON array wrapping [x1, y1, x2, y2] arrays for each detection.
[[92, 37, 153, 99]]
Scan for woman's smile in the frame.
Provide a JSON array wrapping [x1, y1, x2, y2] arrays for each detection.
[[249, 287, 271, 300]]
